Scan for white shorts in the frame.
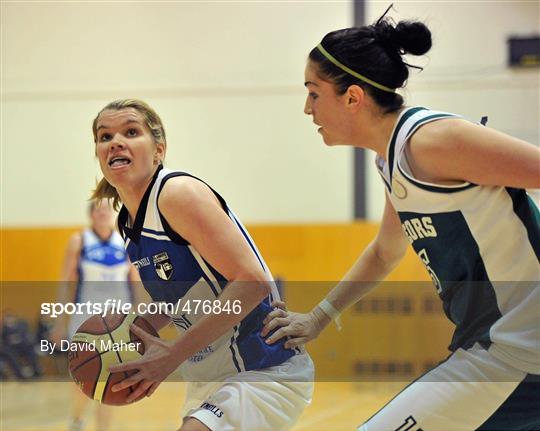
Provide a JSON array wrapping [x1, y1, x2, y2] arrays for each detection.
[[358, 344, 540, 431], [182, 353, 314, 431]]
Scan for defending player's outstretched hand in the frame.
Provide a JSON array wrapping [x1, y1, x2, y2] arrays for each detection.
[[108, 324, 179, 403], [261, 300, 328, 349]]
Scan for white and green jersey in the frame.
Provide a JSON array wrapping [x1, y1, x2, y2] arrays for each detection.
[[376, 107, 540, 374]]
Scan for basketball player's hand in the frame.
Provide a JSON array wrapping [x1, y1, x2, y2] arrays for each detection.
[[261, 301, 327, 349], [108, 324, 179, 402]]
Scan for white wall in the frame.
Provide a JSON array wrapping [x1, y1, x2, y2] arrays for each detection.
[[1, 2, 353, 226], [1, 2, 538, 226], [365, 1, 539, 220]]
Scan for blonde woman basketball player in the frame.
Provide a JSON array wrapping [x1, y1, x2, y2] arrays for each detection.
[[91, 99, 313, 431], [262, 12, 540, 431]]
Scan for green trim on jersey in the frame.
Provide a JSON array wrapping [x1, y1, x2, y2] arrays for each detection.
[[388, 107, 427, 181], [393, 111, 476, 194]]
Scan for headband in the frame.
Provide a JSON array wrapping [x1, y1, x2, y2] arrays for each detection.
[[316, 43, 396, 93]]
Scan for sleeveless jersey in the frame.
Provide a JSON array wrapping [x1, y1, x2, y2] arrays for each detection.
[[376, 107, 540, 374], [117, 165, 295, 381], [75, 228, 132, 305]]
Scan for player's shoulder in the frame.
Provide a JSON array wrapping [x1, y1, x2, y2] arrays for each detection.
[[66, 231, 83, 254], [109, 230, 126, 247], [409, 117, 474, 159], [412, 116, 468, 143], [160, 175, 213, 201], [158, 175, 218, 214]]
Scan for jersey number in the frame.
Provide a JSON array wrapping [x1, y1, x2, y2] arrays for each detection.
[[418, 249, 442, 294], [395, 415, 423, 431]]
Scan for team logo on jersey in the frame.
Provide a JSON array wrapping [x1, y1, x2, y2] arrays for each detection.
[[153, 252, 174, 280], [392, 178, 408, 199]]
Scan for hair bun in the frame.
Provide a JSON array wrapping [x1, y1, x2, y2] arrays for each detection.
[[394, 20, 432, 56], [373, 20, 400, 51], [373, 19, 431, 56]]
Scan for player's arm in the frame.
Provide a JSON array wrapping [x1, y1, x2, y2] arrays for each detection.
[[127, 264, 141, 286], [127, 262, 151, 310], [159, 177, 271, 344], [262, 193, 409, 348], [60, 233, 82, 285], [50, 233, 81, 342], [409, 119, 540, 189], [109, 177, 271, 397]]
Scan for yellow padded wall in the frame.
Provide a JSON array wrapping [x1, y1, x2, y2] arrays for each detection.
[[1, 224, 453, 379]]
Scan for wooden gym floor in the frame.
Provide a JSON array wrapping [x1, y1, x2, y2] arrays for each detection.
[[0, 381, 407, 430]]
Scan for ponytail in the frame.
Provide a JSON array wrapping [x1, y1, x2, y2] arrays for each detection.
[[91, 177, 121, 211]]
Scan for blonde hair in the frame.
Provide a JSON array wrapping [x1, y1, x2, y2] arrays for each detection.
[[91, 99, 167, 210]]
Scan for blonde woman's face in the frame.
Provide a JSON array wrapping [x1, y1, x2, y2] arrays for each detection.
[[95, 108, 164, 191]]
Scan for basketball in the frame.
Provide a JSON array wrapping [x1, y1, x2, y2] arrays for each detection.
[[68, 313, 158, 406]]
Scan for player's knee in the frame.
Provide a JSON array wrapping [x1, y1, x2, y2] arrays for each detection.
[[179, 417, 211, 431]]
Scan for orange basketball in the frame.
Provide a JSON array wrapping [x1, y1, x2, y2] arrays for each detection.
[[68, 313, 158, 405]]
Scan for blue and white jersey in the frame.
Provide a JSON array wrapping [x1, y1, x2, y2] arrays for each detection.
[[117, 165, 295, 382], [68, 229, 133, 338], [376, 107, 540, 374], [75, 228, 132, 305]]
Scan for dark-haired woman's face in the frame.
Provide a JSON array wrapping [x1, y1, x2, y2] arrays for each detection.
[[303, 62, 353, 146]]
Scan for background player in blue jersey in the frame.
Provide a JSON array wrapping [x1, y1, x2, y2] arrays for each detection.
[[52, 199, 141, 431], [262, 11, 540, 431], [90, 99, 313, 431]]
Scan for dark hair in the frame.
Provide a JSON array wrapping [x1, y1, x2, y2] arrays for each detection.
[[309, 17, 432, 113]]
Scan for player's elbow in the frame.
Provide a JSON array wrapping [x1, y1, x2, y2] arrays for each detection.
[[233, 269, 273, 297], [370, 240, 406, 272]]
